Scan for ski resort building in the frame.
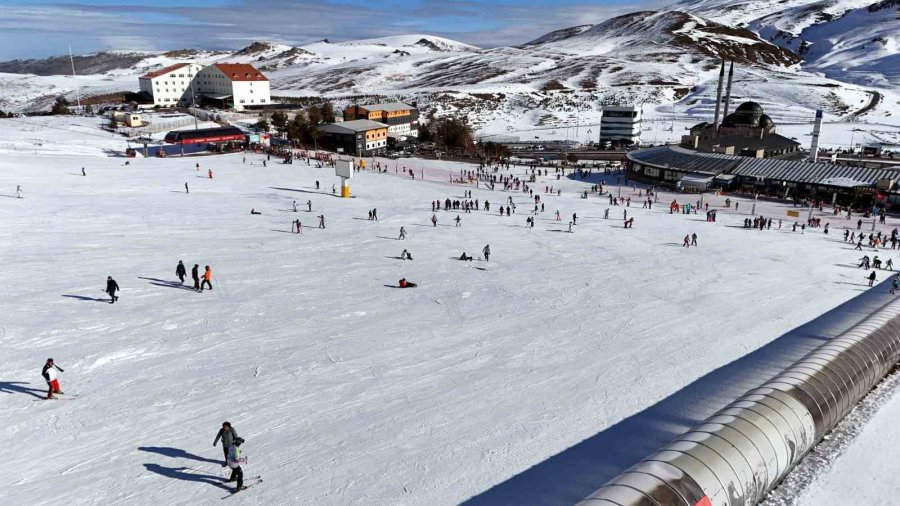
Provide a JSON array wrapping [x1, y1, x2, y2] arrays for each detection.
[[343, 103, 419, 139], [138, 63, 204, 108], [195, 63, 270, 111], [316, 119, 389, 156], [599, 106, 642, 145], [139, 63, 270, 111]]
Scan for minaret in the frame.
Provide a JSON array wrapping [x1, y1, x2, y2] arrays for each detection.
[[712, 59, 725, 130], [722, 61, 735, 119], [809, 109, 823, 163]]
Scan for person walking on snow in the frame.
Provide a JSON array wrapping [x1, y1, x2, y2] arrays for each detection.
[[318, 215, 325, 229], [106, 276, 119, 304], [399, 227, 407, 240], [483, 244, 490, 262], [41, 358, 64, 399], [292, 200, 298, 213], [455, 215, 461, 227], [176, 261, 186, 284], [81, 167, 86, 176], [294, 219, 302, 234], [191, 264, 200, 291], [431, 214, 437, 227], [16, 185, 22, 198], [213, 422, 238, 467], [201, 266, 213, 291], [307, 200, 312, 212], [185, 182, 189, 194], [691, 233, 698, 247], [226, 437, 247, 493]]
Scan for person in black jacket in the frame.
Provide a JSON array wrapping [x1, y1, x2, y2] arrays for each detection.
[[176, 261, 187, 284], [191, 264, 200, 292], [106, 276, 119, 304]]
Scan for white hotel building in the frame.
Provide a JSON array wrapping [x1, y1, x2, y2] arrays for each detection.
[[599, 105, 643, 146], [139, 62, 270, 111]]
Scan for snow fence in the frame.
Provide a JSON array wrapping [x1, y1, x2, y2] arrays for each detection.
[[576, 295, 900, 506]]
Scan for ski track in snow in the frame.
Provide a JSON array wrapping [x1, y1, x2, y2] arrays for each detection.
[[2, 116, 900, 504]]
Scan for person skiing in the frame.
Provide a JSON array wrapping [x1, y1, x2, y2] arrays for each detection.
[[683, 235, 691, 248], [868, 270, 877, 287], [213, 422, 238, 467], [315, 181, 320, 190], [176, 261, 186, 284], [208, 169, 213, 179], [318, 215, 325, 229], [399, 226, 407, 240], [483, 244, 490, 262], [184, 182, 189, 194], [41, 358, 64, 399], [572, 213, 577, 225], [455, 215, 461, 227], [106, 276, 119, 304], [294, 219, 302, 234], [16, 185, 22, 198], [191, 264, 200, 291], [292, 200, 298, 213], [431, 214, 437, 227], [82, 167, 86, 176], [201, 266, 212, 292], [691, 233, 698, 247], [226, 437, 247, 493], [307, 200, 312, 212]]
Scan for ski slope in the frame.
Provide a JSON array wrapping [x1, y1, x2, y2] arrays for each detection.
[[1, 118, 898, 505]]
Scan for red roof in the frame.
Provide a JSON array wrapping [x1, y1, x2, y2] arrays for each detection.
[[140, 63, 190, 80], [214, 63, 269, 82]]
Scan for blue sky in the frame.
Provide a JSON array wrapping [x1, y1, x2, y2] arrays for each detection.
[[0, 0, 663, 60]]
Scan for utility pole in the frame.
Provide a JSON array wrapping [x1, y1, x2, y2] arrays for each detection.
[[68, 45, 82, 113]]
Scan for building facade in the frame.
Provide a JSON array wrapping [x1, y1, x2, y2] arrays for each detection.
[[343, 103, 419, 138], [599, 105, 642, 145], [317, 120, 389, 156], [139, 62, 270, 111], [138, 63, 204, 108]]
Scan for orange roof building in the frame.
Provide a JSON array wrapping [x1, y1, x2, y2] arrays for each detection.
[[137, 61, 270, 111]]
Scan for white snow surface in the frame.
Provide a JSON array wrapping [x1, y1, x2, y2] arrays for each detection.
[[1, 117, 899, 505]]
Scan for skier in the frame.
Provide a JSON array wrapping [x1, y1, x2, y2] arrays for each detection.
[[455, 215, 461, 227], [401, 249, 412, 260], [315, 181, 320, 190], [307, 200, 312, 212], [683, 235, 691, 248], [16, 185, 21, 198], [200, 266, 213, 291], [483, 244, 490, 262], [691, 233, 698, 247], [318, 215, 325, 229], [195, 162, 200, 171], [106, 276, 119, 304], [176, 260, 186, 284], [208, 169, 213, 179], [399, 227, 407, 240], [373, 209, 378, 221], [41, 358, 64, 399], [868, 270, 877, 287], [431, 214, 437, 227], [887, 259, 894, 271], [226, 437, 247, 493], [294, 219, 302, 234], [191, 264, 200, 291], [185, 182, 189, 194], [604, 208, 609, 219], [213, 422, 238, 467], [82, 167, 86, 176], [292, 200, 298, 213], [572, 213, 577, 225], [398, 278, 418, 288]]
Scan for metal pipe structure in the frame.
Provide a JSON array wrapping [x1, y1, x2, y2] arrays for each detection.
[[577, 295, 900, 506], [712, 60, 725, 130]]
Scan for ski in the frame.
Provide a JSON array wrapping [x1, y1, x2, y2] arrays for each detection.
[[222, 477, 262, 499]]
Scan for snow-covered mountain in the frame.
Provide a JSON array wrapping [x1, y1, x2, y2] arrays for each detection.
[[0, 3, 898, 142]]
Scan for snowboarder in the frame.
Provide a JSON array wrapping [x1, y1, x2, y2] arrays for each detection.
[[868, 270, 877, 287], [318, 215, 325, 229], [483, 245, 490, 262], [191, 264, 200, 291], [399, 227, 407, 240], [106, 276, 119, 304], [41, 358, 64, 399], [214, 422, 238, 467], [200, 266, 213, 292], [401, 249, 413, 260], [226, 437, 247, 492], [399, 278, 417, 288], [176, 261, 186, 284]]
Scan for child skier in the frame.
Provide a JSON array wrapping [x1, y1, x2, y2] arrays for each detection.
[[226, 437, 247, 492], [41, 358, 64, 399], [201, 266, 212, 291]]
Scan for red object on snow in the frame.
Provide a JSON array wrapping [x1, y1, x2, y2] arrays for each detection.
[[694, 496, 712, 506]]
